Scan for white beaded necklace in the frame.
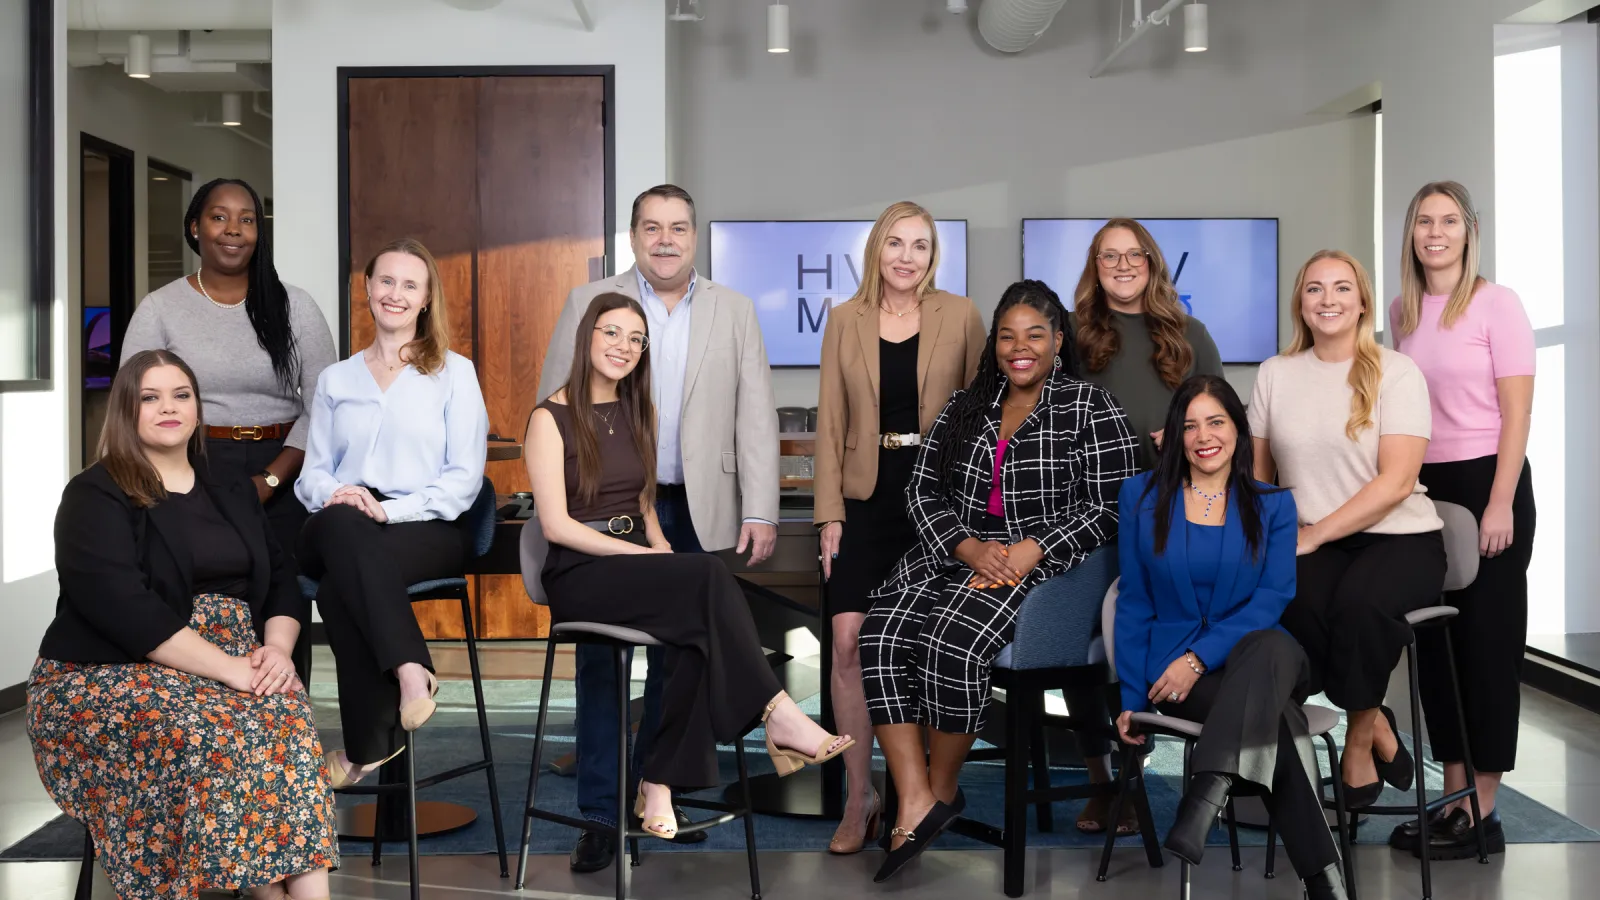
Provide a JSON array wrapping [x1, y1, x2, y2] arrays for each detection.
[[195, 269, 245, 310]]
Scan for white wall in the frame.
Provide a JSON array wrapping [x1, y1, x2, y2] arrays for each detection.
[[271, 0, 668, 332], [0, 0, 70, 690], [670, 0, 1369, 406]]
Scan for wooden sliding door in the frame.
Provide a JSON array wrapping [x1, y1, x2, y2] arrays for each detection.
[[342, 68, 612, 639]]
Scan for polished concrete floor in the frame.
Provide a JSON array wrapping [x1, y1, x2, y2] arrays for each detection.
[[5, 648, 1600, 900]]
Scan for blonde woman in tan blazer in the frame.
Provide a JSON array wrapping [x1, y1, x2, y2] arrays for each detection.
[[814, 201, 985, 854]]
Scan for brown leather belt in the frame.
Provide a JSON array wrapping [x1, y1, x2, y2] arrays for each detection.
[[206, 421, 296, 441]]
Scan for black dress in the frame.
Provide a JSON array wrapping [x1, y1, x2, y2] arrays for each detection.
[[538, 400, 783, 790], [828, 335, 921, 616]]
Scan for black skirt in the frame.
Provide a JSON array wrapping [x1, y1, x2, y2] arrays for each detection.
[[826, 446, 919, 617]]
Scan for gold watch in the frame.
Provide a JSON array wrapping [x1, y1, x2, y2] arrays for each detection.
[[259, 471, 281, 489]]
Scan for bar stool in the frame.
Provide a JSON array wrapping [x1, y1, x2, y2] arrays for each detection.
[[514, 515, 762, 900], [298, 475, 508, 900]]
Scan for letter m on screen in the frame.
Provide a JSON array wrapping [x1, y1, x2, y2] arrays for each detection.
[[799, 296, 832, 333]]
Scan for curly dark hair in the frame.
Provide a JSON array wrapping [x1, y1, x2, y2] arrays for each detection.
[[936, 279, 1077, 487]]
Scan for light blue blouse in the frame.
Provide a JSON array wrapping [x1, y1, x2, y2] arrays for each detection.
[[295, 350, 489, 523]]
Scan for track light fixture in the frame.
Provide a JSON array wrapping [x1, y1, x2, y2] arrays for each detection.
[[1185, 2, 1208, 53], [126, 33, 151, 78], [768, 3, 790, 53]]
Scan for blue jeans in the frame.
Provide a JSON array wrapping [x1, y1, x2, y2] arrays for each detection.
[[574, 491, 705, 826]]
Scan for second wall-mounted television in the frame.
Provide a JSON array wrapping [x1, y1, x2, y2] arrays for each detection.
[[709, 219, 969, 367], [1022, 218, 1279, 364]]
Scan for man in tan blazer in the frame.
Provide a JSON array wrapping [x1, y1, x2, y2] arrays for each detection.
[[533, 184, 779, 868]]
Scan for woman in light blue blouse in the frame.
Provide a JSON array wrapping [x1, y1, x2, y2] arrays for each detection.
[[294, 237, 488, 788]]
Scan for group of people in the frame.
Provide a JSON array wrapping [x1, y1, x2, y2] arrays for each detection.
[[23, 174, 1533, 900]]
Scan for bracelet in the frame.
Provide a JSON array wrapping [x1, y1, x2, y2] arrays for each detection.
[[1184, 651, 1205, 675]]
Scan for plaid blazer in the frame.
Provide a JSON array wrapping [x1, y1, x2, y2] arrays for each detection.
[[871, 369, 1139, 598]]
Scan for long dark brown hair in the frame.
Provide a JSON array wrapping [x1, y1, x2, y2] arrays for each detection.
[[1072, 218, 1194, 388], [99, 349, 207, 508], [560, 293, 658, 508]]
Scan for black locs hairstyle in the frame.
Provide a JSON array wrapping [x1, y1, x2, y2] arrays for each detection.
[[936, 279, 1077, 486], [185, 178, 299, 394], [1142, 374, 1279, 558]]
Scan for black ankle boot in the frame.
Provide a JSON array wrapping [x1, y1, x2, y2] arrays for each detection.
[[1304, 863, 1349, 900], [1163, 772, 1232, 866]]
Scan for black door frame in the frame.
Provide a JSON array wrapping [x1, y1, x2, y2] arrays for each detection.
[[335, 65, 617, 355], [81, 133, 137, 365]]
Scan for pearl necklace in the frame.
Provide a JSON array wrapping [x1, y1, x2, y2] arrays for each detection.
[[1189, 482, 1226, 517], [195, 270, 245, 310]]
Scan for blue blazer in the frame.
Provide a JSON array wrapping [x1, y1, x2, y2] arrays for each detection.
[[1113, 471, 1298, 714]]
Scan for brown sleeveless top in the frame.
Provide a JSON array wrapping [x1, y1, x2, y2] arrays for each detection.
[[539, 399, 648, 522]]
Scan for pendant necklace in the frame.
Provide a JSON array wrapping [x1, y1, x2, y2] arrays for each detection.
[[883, 299, 921, 318], [594, 404, 617, 435], [1190, 482, 1226, 517]]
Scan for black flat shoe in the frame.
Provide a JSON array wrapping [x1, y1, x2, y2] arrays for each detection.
[[949, 787, 967, 816], [669, 806, 707, 845], [569, 830, 616, 873], [1304, 862, 1350, 900], [1373, 705, 1415, 792], [1387, 809, 1446, 851], [873, 800, 959, 883], [1416, 807, 1505, 861], [1341, 779, 1383, 810], [1164, 772, 1232, 866]]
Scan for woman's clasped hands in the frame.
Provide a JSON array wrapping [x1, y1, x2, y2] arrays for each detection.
[[956, 536, 1044, 589], [327, 484, 388, 522]]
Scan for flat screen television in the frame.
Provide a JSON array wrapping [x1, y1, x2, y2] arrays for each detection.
[[709, 219, 969, 367], [1021, 218, 1279, 364], [83, 306, 113, 390]]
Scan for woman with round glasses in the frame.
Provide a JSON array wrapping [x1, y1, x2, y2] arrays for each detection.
[[1061, 217, 1222, 836]]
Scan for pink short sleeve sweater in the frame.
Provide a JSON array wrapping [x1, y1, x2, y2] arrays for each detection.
[[1389, 282, 1536, 464]]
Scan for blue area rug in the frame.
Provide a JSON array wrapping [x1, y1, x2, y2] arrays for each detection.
[[7, 710, 1596, 862]]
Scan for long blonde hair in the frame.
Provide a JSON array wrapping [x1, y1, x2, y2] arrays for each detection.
[[1287, 250, 1384, 441], [363, 237, 451, 375], [848, 201, 941, 307], [1395, 180, 1484, 338], [1072, 217, 1194, 388]]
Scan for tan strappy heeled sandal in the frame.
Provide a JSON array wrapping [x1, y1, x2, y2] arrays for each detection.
[[634, 792, 678, 840], [761, 691, 855, 776]]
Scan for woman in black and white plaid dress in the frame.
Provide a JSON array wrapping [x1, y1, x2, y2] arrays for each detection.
[[860, 280, 1140, 881]]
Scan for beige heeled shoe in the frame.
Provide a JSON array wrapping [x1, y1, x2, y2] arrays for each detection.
[[400, 668, 440, 732], [634, 791, 678, 840], [761, 691, 855, 777], [323, 746, 405, 790]]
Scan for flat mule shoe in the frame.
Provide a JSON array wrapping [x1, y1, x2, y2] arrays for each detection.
[[400, 668, 440, 732], [760, 691, 855, 776], [1373, 705, 1415, 791], [872, 800, 958, 883]]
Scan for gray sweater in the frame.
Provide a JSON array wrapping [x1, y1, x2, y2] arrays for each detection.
[[1069, 310, 1224, 472], [120, 277, 338, 450]]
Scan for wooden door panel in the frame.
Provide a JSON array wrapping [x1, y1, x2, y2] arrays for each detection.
[[474, 75, 607, 639]]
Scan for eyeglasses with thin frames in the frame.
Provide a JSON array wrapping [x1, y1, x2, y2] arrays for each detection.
[[1097, 249, 1151, 269], [595, 325, 649, 352]]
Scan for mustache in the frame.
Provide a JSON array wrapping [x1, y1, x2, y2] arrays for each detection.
[[651, 247, 683, 257]]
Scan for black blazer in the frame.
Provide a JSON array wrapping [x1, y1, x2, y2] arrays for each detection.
[[39, 462, 304, 665]]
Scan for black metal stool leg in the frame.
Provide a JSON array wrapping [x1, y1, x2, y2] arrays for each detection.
[[514, 635, 560, 889], [1264, 816, 1277, 879], [1179, 742, 1193, 900], [461, 592, 508, 877], [880, 766, 898, 851], [1225, 798, 1242, 871], [1004, 686, 1029, 898], [1097, 745, 1134, 881], [1407, 643, 1432, 900], [76, 828, 94, 900], [1443, 629, 1490, 864], [736, 737, 763, 900], [1031, 689, 1054, 833], [406, 729, 420, 900], [616, 644, 631, 900], [1323, 733, 1354, 898]]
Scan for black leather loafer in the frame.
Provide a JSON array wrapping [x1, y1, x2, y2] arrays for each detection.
[[1416, 807, 1505, 861], [569, 830, 616, 873], [873, 800, 958, 883], [1387, 809, 1446, 851]]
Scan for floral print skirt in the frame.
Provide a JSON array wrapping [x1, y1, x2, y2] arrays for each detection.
[[26, 593, 338, 900]]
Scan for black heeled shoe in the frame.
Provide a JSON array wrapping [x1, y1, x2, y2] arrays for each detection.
[[1163, 772, 1232, 866], [1304, 862, 1350, 900], [1373, 705, 1415, 791], [1341, 779, 1383, 810]]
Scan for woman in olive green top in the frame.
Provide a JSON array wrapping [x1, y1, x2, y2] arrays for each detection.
[[1063, 217, 1223, 835]]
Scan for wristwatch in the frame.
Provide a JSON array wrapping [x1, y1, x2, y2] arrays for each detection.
[[259, 471, 281, 490]]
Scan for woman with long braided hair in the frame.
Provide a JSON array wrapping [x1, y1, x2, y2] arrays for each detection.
[[858, 280, 1139, 882], [122, 179, 338, 679]]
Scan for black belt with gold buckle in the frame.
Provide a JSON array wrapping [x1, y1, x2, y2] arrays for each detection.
[[583, 516, 635, 535]]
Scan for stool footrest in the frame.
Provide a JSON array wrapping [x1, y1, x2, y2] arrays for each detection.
[[1357, 785, 1479, 818], [333, 759, 492, 796]]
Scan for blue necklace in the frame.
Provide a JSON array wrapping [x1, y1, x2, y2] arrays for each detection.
[[1189, 482, 1226, 517]]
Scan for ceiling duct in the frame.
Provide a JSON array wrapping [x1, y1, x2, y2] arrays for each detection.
[[68, 0, 270, 31], [978, 0, 1070, 53]]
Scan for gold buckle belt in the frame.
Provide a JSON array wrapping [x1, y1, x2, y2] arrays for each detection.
[[584, 516, 636, 535], [881, 432, 923, 450]]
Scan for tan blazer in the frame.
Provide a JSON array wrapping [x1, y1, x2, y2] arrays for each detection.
[[535, 266, 780, 552], [813, 290, 986, 524]]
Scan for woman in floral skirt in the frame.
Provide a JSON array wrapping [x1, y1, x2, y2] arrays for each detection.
[[27, 349, 336, 900]]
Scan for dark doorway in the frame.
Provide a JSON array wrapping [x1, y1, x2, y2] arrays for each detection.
[[80, 134, 134, 466]]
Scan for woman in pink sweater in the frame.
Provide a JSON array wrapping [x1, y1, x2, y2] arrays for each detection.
[[1389, 180, 1536, 861]]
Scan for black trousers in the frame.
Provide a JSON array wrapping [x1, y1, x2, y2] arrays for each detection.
[[1159, 629, 1340, 879], [1417, 457, 1535, 772], [1283, 531, 1446, 711], [543, 534, 782, 791], [298, 503, 467, 764]]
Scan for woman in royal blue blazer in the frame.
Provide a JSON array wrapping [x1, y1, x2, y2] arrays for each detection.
[[1113, 375, 1347, 900]]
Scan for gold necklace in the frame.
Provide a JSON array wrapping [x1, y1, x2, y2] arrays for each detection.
[[881, 299, 921, 318], [195, 269, 245, 310], [593, 404, 617, 435]]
